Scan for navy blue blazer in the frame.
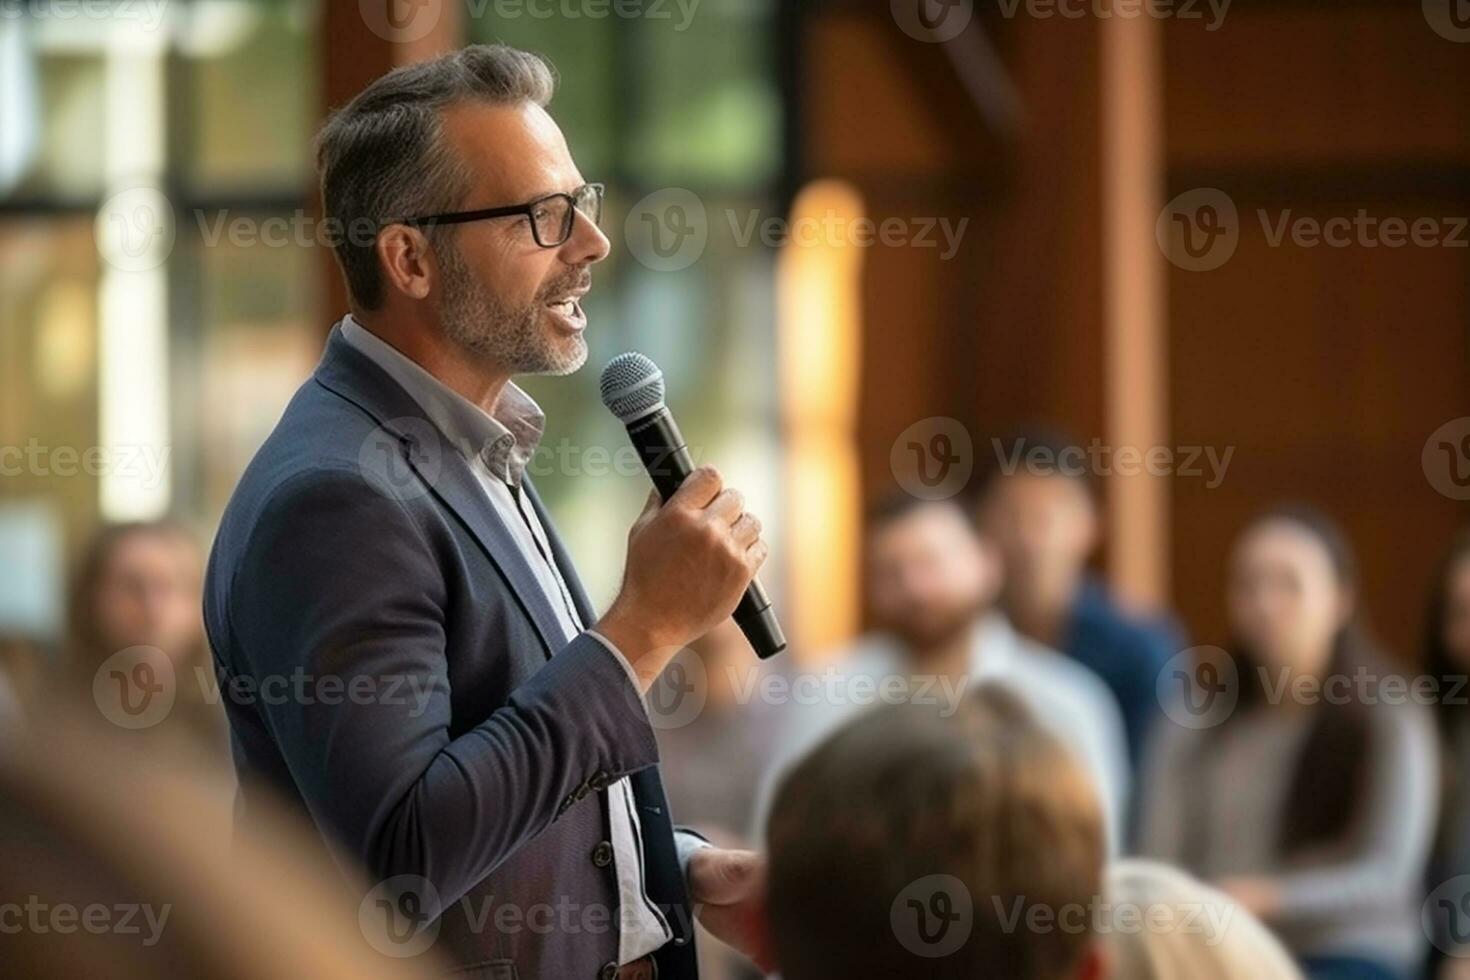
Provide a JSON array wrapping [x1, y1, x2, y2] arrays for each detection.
[[204, 326, 699, 979]]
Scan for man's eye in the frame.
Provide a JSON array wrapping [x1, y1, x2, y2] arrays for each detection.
[[531, 205, 552, 222]]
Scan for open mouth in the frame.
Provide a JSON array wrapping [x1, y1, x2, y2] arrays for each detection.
[[544, 296, 587, 331]]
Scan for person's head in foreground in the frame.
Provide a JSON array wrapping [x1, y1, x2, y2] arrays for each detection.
[[765, 686, 1107, 980], [865, 494, 1001, 655], [1106, 860, 1303, 980], [317, 43, 609, 377]]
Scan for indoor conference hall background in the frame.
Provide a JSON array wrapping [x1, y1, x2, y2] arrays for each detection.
[[1, 1, 1469, 979]]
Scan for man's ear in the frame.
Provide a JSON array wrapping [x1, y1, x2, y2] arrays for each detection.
[[1075, 939, 1109, 980], [375, 224, 435, 302]]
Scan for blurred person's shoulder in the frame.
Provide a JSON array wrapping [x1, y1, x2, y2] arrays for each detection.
[[986, 615, 1124, 720], [1069, 577, 1185, 666]]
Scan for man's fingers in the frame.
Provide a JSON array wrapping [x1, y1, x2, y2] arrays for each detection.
[[732, 512, 761, 546], [689, 847, 764, 904], [671, 465, 722, 510], [706, 488, 745, 525]]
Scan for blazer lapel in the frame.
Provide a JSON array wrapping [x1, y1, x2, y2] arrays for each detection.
[[313, 325, 567, 660]]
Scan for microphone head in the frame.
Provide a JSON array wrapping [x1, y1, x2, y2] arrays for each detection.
[[600, 352, 666, 422]]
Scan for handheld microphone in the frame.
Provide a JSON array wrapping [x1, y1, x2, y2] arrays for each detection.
[[600, 352, 787, 660]]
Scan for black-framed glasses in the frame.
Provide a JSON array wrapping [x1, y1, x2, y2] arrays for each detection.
[[392, 182, 604, 248]]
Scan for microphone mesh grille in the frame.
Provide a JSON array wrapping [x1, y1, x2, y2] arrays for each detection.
[[599, 352, 666, 421]]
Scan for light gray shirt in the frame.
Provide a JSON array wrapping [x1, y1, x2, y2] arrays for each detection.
[[342, 316, 676, 964], [754, 613, 1131, 849]]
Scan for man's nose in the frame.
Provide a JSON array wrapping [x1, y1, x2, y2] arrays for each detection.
[[561, 209, 611, 266]]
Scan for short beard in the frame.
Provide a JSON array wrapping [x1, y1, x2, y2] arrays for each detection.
[[435, 236, 588, 377]]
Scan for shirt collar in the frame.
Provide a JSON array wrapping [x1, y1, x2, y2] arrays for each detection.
[[339, 315, 545, 486]]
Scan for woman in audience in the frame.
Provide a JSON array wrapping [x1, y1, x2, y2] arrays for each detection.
[[1107, 859, 1303, 980], [1422, 530, 1470, 978], [66, 520, 227, 762], [1140, 505, 1438, 980]]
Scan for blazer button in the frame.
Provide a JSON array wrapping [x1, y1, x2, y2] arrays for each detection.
[[599, 960, 618, 980], [589, 770, 610, 791], [575, 783, 591, 801], [591, 840, 614, 868]]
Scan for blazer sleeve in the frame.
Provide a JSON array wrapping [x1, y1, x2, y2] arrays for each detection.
[[224, 465, 660, 914]]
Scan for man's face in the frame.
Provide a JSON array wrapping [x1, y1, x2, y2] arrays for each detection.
[[980, 474, 1096, 602], [866, 504, 998, 649], [429, 101, 610, 375]]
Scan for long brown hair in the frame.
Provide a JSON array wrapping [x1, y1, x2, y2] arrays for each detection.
[[1220, 505, 1379, 856]]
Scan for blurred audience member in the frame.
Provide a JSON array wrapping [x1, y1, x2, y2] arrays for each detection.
[[765, 494, 1127, 836], [65, 521, 228, 762], [0, 693, 439, 979], [1140, 506, 1437, 980], [655, 620, 778, 980], [765, 687, 1107, 980], [978, 432, 1184, 772], [1421, 529, 1470, 978], [1106, 859, 1304, 980]]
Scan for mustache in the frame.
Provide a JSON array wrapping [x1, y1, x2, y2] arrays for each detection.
[[537, 269, 592, 302]]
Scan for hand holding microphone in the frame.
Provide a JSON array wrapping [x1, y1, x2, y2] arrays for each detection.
[[594, 353, 786, 690]]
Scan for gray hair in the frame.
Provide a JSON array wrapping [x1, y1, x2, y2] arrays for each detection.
[[314, 44, 557, 310]]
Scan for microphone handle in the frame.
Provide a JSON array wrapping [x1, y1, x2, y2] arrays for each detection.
[[626, 409, 787, 659]]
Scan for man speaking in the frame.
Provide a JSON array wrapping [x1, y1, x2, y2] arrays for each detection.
[[203, 44, 771, 980]]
